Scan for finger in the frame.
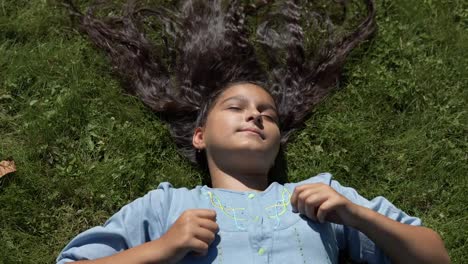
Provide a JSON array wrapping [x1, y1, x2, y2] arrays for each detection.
[[304, 195, 318, 221], [316, 199, 335, 223], [297, 188, 316, 216], [193, 209, 217, 220], [198, 218, 219, 233], [305, 194, 329, 221], [291, 185, 311, 212], [190, 239, 210, 256], [291, 184, 323, 210], [194, 226, 217, 245], [290, 187, 300, 212], [296, 192, 306, 215]]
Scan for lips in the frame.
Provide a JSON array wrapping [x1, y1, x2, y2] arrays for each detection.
[[239, 128, 264, 139]]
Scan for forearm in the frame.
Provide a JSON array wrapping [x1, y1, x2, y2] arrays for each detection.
[[70, 238, 172, 264], [352, 206, 450, 264]]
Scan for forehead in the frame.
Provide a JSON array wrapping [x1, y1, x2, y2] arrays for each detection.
[[216, 83, 275, 106]]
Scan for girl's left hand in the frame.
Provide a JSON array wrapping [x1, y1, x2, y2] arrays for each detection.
[[290, 183, 360, 226]]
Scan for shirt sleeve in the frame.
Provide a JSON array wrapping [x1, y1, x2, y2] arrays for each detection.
[[329, 178, 422, 264], [56, 182, 173, 263]]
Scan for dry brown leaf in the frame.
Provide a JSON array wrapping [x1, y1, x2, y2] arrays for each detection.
[[0, 160, 16, 178]]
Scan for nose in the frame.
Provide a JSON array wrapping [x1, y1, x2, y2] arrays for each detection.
[[246, 110, 264, 128]]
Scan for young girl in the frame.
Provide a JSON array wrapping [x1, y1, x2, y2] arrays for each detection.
[[58, 0, 449, 263]]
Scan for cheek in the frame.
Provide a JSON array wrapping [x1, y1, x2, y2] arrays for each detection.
[[271, 128, 281, 148], [204, 113, 239, 142], [268, 123, 281, 139]]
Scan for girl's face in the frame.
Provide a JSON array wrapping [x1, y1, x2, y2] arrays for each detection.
[[193, 83, 281, 174]]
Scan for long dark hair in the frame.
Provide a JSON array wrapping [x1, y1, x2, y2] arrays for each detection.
[[63, 0, 376, 179]]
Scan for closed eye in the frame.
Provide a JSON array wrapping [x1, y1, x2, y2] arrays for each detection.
[[227, 106, 242, 111], [227, 107, 278, 124], [262, 114, 278, 123]]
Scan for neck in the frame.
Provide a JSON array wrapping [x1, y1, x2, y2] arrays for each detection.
[[209, 165, 269, 192]]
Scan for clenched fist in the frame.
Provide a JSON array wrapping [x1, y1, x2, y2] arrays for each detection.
[[160, 209, 219, 263], [290, 183, 360, 227]]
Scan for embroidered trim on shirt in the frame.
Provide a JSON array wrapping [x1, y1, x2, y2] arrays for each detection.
[[205, 191, 248, 230], [265, 188, 292, 229], [204, 188, 292, 231]]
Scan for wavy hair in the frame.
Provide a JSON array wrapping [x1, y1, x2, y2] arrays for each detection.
[[63, 0, 377, 180]]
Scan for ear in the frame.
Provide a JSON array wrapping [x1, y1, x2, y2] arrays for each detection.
[[192, 127, 206, 150]]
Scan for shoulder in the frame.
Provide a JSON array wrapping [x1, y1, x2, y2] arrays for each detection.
[[147, 182, 206, 212], [286, 173, 422, 226], [285, 172, 378, 205], [144, 181, 197, 202], [124, 182, 198, 223], [142, 181, 202, 209], [285, 172, 364, 198]]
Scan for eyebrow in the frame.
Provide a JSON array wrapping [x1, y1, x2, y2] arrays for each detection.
[[220, 95, 278, 113]]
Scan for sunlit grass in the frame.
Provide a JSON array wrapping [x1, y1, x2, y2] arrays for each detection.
[[0, 0, 466, 262]]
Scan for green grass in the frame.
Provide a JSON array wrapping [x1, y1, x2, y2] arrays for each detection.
[[1, 0, 467, 263]]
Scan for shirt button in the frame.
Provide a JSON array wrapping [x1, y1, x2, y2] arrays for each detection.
[[258, 247, 266, 256], [248, 193, 256, 199]]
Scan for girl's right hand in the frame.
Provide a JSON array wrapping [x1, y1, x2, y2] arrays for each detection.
[[70, 209, 218, 264], [159, 209, 219, 263]]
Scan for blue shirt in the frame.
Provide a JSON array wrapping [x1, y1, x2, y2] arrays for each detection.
[[56, 172, 422, 263]]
